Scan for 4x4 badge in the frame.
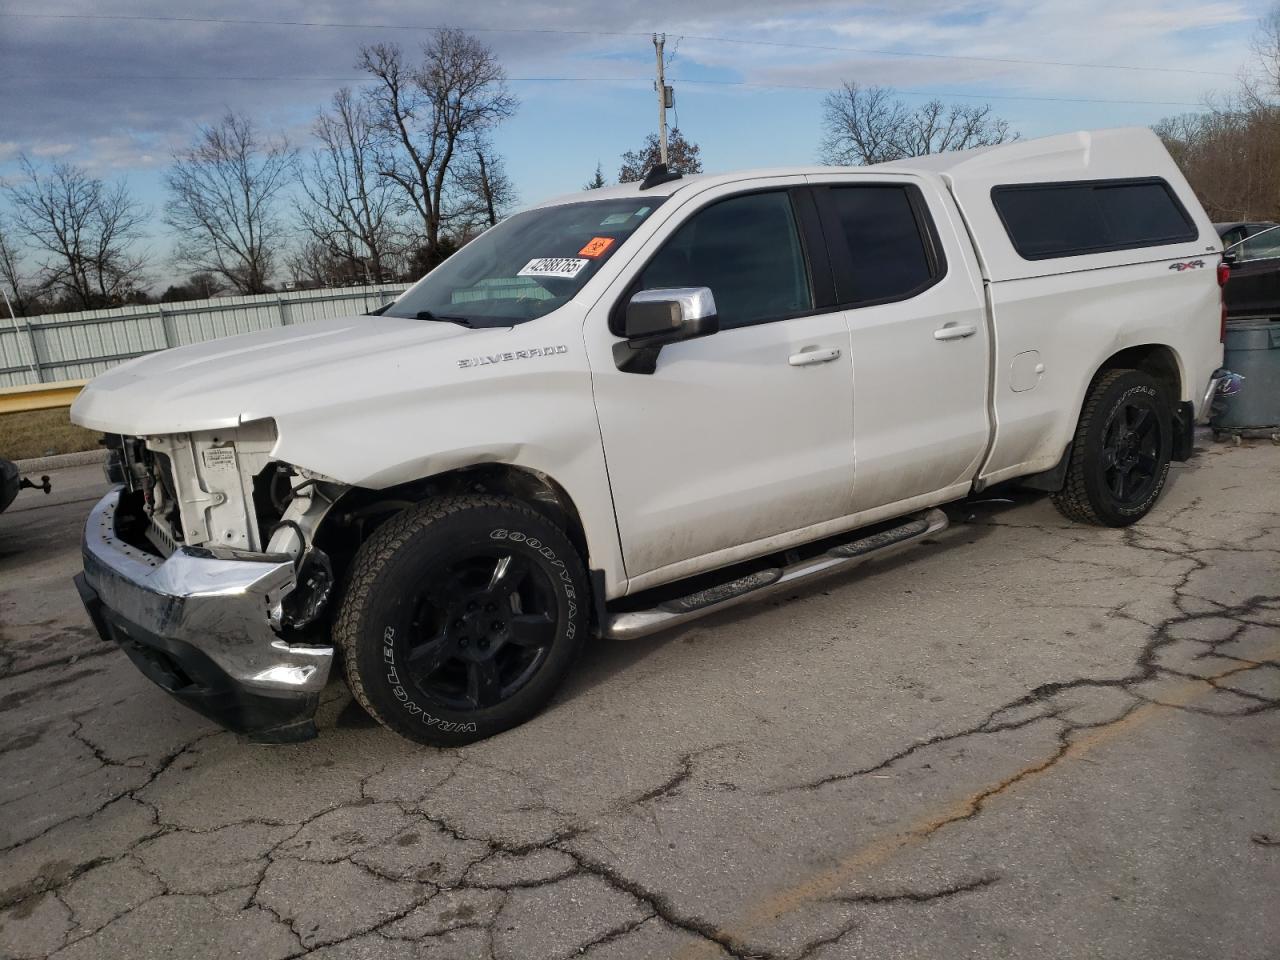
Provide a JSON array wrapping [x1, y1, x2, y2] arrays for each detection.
[[1169, 260, 1206, 271]]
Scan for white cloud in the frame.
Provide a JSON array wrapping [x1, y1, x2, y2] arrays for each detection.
[[0, 0, 1268, 180], [30, 142, 75, 158]]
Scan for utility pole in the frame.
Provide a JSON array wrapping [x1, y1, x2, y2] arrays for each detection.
[[653, 33, 669, 167]]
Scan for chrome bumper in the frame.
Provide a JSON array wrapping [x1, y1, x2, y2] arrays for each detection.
[[78, 488, 333, 739]]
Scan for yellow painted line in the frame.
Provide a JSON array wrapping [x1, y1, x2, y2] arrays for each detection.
[[0, 379, 87, 415], [674, 650, 1279, 959]]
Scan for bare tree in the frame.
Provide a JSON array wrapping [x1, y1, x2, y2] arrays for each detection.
[[1155, 105, 1280, 222], [3, 157, 148, 309], [451, 143, 516, 233], [284, 237, 366, 288], [1253, 3, 1280, 96], [295, 88, 401, 284], [618, 129, 703, 182], [820, 83, 1014, 165], [358, 30, 518, 261], [164, 111, 295, 294], [0, 219, 32, 316], [1155, 5, 1280, 222], [818, 85, 906, 166]]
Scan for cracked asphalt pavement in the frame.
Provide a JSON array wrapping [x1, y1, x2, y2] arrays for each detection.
[[1, 436, 1277, 960]]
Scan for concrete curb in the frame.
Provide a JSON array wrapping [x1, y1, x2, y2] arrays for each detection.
[[14, 449, 106, 472]]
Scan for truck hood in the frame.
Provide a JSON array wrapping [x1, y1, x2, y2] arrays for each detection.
[[71, 313, 474, 435]]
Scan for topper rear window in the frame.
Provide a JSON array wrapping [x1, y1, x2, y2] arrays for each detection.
[[991, 177, 1198, 261]]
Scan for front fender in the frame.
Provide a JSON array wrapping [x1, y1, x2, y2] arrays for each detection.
[[267, 317, 627, 598]]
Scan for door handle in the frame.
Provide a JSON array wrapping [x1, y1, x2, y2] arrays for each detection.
[[788, 346, 842, 366], [934, 323, 978, 341]]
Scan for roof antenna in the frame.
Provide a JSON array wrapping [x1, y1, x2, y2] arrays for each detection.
[[639, 163, 682, 191]]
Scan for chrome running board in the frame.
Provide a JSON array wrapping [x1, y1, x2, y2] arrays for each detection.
[[603, 508, 949, 640]]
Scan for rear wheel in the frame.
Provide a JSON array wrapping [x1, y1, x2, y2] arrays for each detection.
[[1052, 369, 1173, 527], [335, 495, 589, 746]]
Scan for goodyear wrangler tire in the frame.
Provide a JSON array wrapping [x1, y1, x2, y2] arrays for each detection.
[[335, 495, 589, 746], [1051, 369, 1173, 527]]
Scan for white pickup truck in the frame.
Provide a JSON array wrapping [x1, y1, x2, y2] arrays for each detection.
[[71, 127, 1228, 746]]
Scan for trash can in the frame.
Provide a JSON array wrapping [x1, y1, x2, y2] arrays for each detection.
[[1213, 318, 1280, 431]]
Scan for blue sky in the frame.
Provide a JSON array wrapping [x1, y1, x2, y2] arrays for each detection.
[[0, 0, 1273, 284]]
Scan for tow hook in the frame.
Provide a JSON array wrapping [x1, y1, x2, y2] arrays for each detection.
[[20, 475, 52, 495]]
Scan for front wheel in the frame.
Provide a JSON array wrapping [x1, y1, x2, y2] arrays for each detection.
[[1051, 369, 1173, 527], [334, 494, 589, 746]]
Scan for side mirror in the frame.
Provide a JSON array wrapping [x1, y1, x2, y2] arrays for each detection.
[[615, 287, 719, 374]]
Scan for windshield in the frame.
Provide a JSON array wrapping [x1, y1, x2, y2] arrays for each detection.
[[384, 197, 664, 326]]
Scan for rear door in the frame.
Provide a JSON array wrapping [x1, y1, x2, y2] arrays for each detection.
[[810, 176, 991, 512]]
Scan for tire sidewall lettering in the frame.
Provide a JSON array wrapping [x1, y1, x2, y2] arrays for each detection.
[[1099, 381, 1169, 518], [379, 623, 477, 734], [490, 527, 579, 632], [375, 523, 581, 732]]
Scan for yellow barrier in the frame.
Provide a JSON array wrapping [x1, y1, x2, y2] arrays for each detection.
[[0, 379, 88, 415]]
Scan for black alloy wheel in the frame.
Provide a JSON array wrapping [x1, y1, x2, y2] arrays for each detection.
[[336, 494, 590, 746], [400, 550, 558, 711], [1100, 392, 1164, 506], [1052, 368, 1173, 527]]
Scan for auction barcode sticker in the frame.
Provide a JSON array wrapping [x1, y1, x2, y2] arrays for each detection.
[[517, 257, 589, 279]]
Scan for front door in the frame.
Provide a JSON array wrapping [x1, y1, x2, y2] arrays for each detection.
[[586, 183, 855, 586]]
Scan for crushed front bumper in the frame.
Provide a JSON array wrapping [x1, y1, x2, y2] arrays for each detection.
[[75, 488, 334, 742]]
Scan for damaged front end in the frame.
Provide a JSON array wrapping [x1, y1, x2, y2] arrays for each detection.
[[78, 421, 347, 742]]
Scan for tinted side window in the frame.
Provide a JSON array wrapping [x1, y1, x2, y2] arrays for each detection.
[[1098, 182, 1198, 246], [828, 186, 936, 302], [994, 186, 1102, 259], [639, 191, 812, 329], [1219, 226, 1246, 251], [1241, 225, 1280, 260], [992, 178, 1197, 260]]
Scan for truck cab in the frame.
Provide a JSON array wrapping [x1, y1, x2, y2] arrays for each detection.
[[71, 128, 1227, 747]]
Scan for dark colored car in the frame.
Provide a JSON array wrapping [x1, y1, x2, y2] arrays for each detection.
[[0, 459, 18, 514], [1216, 221, 1280, 319], [0, 458, 51, 515]]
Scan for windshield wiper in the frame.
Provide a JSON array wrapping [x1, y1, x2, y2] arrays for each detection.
[[416, 310, 475, 327]]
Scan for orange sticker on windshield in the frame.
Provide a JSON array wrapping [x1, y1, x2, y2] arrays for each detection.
[[578, 236, 615, 258]]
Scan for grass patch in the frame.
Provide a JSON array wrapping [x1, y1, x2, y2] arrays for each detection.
[[0, 408, 101, 461]]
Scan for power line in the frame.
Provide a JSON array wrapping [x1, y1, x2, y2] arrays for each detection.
[[0, 73, 1209, 108], [1, 12, 644, 40], [0, 10, 1240, 79], [679, 78, 1208, 108], [676, 32, 1238, 79]]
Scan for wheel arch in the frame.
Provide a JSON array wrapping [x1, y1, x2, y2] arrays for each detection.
[[1091, 342, 1193, 461], [1093, 343, 1184, 403], [336, 462, 589, 551], [315, 461, 611, 632], [1021, 343, 1187, 492]]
